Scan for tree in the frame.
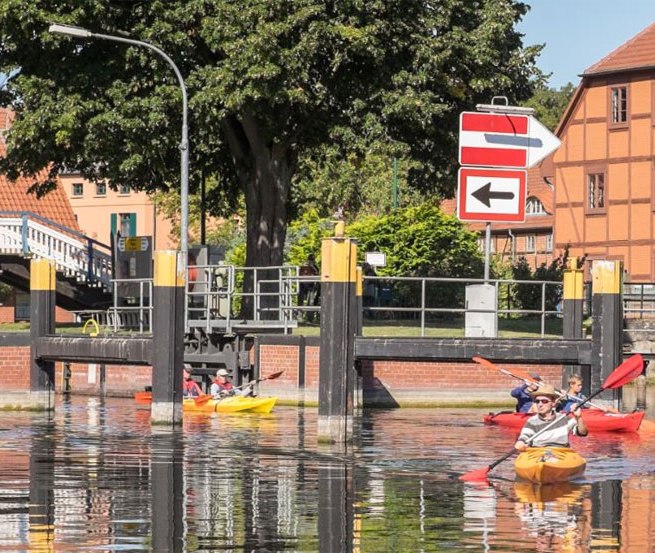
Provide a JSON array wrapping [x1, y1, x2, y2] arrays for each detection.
[[522, 82, 575, 131], [0, 0, 542, 272]]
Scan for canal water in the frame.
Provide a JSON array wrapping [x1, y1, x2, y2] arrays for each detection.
[[1, 395, 655, 552]]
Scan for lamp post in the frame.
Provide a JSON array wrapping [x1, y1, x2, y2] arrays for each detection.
[[48, 23, 189, 265]]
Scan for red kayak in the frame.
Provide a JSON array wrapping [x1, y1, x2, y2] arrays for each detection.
[[483, 409, 645, 433]]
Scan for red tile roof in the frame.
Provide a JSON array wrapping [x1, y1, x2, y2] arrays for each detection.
[[583, 22, 655, 77], [0, 108, 80, 232]]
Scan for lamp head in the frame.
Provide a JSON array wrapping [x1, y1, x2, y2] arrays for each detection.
[[48, 24, 92, 38]]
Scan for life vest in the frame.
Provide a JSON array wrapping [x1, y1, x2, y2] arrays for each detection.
[[212, 379, 234, 393]]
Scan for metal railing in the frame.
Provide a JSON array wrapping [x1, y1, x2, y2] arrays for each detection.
[[70, 264, 565, 337], [74, 277, 153, 334], [623, 282, 655, 318], [0, 210, 112, 287], [360, 275, 562, 337]]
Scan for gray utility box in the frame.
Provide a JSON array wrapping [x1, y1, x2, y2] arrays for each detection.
[[465, 284, 498, 338]]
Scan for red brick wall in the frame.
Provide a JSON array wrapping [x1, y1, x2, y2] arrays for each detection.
[[54, 362, 152, 395], [0, 306, 74, 323], [0, 346, 30, 390], [0, 342, 568, 407], [0, 306, 14, 323], [257, 343, 564, 405]]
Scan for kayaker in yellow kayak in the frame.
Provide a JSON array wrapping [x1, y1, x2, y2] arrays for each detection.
[[210, 369, 255, 398], [183, 364, 203, 398], [514, 385, 588, 451]]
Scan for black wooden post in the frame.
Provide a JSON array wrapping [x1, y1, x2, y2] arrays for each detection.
[[590, 260, 623, 408], [318, 222, 357, 443], [30, 258, 55, 409], [151, 250, 185, 424], [562, 257, 587, 389]]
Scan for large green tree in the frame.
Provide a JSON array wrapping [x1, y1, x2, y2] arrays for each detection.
[[0, 0, 542, 269]]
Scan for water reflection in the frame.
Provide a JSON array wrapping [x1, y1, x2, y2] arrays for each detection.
[[0, 399, 654, 551]]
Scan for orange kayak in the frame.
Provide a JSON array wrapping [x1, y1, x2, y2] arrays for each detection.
[[515, 447, 586, 484]]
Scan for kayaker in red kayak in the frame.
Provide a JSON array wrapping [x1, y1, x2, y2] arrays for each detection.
[[514, 385, 588, 451], [183, 364, 203, 398], [558, 374, 619, 414], [510, 373, 543, 413]]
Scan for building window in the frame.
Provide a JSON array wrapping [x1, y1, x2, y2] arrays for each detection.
[[120, 213, 135, 236], [526, 197, 546, 215], [119, 184, 131, 195], [96, 183, 106, 196], [546, 233, 553, 252], [525, 235, 535, 253], [588, 173, 605, 210], [72, 183, 83, 197], [611, 87, 628, 124]]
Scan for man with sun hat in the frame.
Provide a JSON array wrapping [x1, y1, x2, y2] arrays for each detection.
[[514, 384, 588, 451]]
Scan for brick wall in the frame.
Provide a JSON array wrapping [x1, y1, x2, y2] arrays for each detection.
[[0, 346, 30, 390], [0, 306, 14, 323], [0, 341, 568, 407]]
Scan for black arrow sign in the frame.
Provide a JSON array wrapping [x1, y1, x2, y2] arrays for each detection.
[[471, 182, 515, 207]]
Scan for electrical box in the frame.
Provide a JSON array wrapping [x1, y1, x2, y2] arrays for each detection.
[[113, 235, 152, 306], [465, 284, 498, 338]]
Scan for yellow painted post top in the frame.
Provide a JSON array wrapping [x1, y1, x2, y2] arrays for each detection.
[[321, 238, 357, 283], [563, 257, 584, 300], [30, 259, 56, 291], [356, 266, 363, 297], [154, 250, 185, 288], [591, 260, 622, 295]]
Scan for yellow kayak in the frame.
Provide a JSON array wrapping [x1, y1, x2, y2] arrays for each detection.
[[515, 447, 586, 484], [183, 396, 277, 414]]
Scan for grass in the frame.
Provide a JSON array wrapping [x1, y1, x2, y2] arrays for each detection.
[[295, 316, 565, 338]]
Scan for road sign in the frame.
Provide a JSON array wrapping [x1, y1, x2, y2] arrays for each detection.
[[457, 167, 526, 222], [459, 111, 560, 169]]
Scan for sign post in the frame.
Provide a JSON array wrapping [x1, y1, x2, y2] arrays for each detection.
[[457, 101, 561, 280]]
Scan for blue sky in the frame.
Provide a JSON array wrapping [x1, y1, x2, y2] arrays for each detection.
[[518, 0, 655, 89]]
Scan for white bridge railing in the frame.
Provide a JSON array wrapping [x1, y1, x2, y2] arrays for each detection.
[[0, 211, 112, 288]]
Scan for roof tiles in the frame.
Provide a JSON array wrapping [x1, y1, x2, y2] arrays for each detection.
[[583, 21, 655, 77], [0, 108, 80, 232]]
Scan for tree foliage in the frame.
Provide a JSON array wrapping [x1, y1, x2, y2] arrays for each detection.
[[510, 246, 582, 313], [0, 0, 542, 269], [522, 82, 575, 131]]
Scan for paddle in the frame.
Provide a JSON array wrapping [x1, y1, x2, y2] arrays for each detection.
[[473, 356, 609, 411], [459, 354, 644, 482], [194, 370, 285, 406]]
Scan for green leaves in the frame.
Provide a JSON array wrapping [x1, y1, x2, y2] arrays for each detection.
[[0, 0, 542, 267]]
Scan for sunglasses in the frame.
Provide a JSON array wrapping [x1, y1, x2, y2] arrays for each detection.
[[534, 398, 553, 404]]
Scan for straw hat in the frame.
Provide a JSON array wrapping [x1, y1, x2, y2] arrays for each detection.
[[529, 384, 559, 400]]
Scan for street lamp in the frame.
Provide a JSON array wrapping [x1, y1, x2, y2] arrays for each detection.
[[48, 23, 189, 266]]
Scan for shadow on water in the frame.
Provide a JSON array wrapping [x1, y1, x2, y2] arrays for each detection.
[[0, 397, 654, 551]]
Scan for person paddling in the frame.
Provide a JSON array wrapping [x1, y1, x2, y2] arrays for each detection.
[[514, 385, 588, 451], [558, 374, 619, 414], [182, 364, 202, 398], [510, 373, 543, 413], [210, 369, 256, 398]]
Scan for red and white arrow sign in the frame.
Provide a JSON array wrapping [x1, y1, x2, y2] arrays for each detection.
[[458, 167, 526, 222], [459, 112, 560, 169]]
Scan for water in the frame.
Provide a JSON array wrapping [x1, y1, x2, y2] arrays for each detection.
[[0, 397, 654, 552]]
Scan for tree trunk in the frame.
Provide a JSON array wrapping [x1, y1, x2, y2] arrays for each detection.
[[222, 112, 293, 320], [243, 144, 290, 319]]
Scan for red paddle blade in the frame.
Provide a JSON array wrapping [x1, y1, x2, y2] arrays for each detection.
[[266, 370, 284, 380], [459, 467, 490, 482], [603, 354, 644, 389], [194, 394, 213, 406]]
